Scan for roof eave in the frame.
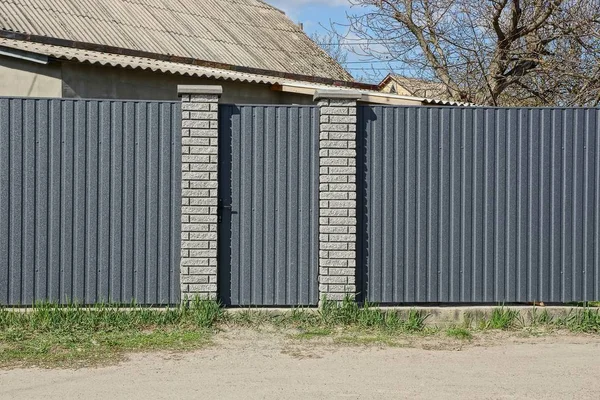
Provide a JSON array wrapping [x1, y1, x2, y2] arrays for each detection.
[[0, 30, 371, 90], [0, 44, 48, 64]]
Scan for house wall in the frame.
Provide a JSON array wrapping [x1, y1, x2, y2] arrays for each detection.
[[380, 77, 446, 99], [379, 80, 413, 96], [0, 55, 62, 97], [60, 61, 313, 104], [0, 57, 314, 104]]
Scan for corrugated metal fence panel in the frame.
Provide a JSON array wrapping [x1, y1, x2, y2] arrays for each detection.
[[218, 105, 319, 306], [0, 98, 181, 306], [358, 106, 600, 304]]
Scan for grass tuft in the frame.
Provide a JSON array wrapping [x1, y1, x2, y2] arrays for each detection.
[[446, 327, 472, 340], [318, 297, 428, 332], [293, 328, 332, 340], [563, 308, 600, 333], [0, 300, 223, 368], [188, 298, 224, 328], [480, 307, 522, 330], [530, 307, 554, 326]]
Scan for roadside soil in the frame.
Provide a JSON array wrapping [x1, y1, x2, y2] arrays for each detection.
[[1, 329, 600, 399]]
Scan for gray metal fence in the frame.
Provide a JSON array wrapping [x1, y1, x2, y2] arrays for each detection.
[[0, 98, 181, 306], [218, 105, 319, 306], [5, 96, 600, 307], [358, 105, 600, 304]]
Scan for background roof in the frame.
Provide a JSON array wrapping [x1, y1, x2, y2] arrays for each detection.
[[0, 0, 353, 81]]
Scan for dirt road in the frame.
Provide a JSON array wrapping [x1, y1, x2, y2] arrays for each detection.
[[1, 330, 600, 399]]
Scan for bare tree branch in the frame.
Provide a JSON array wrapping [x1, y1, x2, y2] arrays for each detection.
[[338, 0, 600, 106]]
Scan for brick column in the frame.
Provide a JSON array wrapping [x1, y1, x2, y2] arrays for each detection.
[[315, 90, 362, 303], [178, 85, 222, 302]]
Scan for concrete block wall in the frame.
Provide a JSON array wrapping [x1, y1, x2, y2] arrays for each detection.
[[178, 85, 221, 301], [315, 91, 361, 302]]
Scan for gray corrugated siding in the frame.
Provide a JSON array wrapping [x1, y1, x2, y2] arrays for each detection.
[[358, 106, 600, 304], [0, 98, 181, 306], [218, 105, 319, 306]]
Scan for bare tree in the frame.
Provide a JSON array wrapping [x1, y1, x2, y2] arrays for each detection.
[[311, 31, 349, 66], [341, 0, 600, 106]]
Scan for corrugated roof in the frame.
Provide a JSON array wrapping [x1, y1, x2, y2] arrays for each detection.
[[0, 36, 315, 85], [0, 37, 470, 106], [0, 0, 353, 81]]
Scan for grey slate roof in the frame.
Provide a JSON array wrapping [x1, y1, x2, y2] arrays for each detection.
[[0, 36, 342, 87], [0, 0, 353, 81]]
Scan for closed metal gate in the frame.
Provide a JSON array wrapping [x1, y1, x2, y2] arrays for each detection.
[[218, 105, 319, 306], [0, 98, 181, 306], [358, 105, 600, 304]]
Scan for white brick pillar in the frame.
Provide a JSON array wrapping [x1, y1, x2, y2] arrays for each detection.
[[315, 90, 362, 303], [178, 85, 222, 302]]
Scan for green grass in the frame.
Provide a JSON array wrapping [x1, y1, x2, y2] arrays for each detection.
[[446, 327, 472, 340], [286, 299, 432, 344], [2, 299, 600, 368], [0, 297, 433, 367], [221, 298, 430, 334], [530, 308, 555, 326], [562, 308, 600, 333], [479, 307, 522, 330], [475, 305, 600, 333], [0, 299, 220, 368], [318, 298, 429, 332]]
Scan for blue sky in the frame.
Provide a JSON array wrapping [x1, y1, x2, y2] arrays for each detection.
[[266, 0, 384, 83], [267, 0, 350, 27], [266, 0, 350, 31]]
